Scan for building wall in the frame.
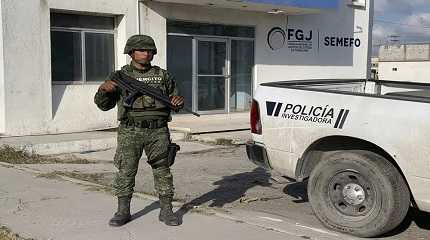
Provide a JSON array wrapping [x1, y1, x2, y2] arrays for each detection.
[[378, 44, 430, 83], [379, 44, 430, 62], [0, 0, 5, 135], [141, 0, 372, 89], [2, 0, 138, 136], [2, 0, 372, 136], [378, 61, 430, 83], [379, 45, 407, 62]]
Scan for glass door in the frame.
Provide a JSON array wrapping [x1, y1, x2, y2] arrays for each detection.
[[230, 40, 254, 112], [167, 35, 193, 111], [194, 38, 229, 114]]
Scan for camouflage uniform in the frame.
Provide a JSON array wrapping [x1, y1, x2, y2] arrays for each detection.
[[94, 35, 181, 226], [94, 63, 177, 198]]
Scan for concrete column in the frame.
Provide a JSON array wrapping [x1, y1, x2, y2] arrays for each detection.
[[0, 0, 6, 135], [2, 0, 52, 136], [139, 1, 167, 68]]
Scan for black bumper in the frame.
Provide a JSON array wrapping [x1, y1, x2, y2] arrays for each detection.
[[246, 141, 271, 170]]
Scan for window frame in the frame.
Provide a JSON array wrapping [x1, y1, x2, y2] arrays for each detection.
[[50, 26, 115, 85]]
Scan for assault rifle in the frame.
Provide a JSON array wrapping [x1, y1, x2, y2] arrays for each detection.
[[111, 71, 200, 117]]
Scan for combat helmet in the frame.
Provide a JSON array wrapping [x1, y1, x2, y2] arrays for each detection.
[[123, 35, 157, 55]]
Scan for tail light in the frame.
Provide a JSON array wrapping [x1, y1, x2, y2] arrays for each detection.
[[250, 99, 262, 134]]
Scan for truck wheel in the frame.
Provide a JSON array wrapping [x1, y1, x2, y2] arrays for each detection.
[[307, 150, 410, 237]]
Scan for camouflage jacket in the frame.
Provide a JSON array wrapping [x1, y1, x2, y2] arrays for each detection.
[[94, 63, 178, 121]]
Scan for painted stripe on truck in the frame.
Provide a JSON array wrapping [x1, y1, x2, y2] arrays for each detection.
[[267, 101, 277, 116], [334, 109, 345, 129], [339, 110, 350, 129], [274, 103, 283, 117]]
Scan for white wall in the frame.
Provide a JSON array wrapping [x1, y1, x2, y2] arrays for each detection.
[[50, 85, 119, 133], [141, 0, 372, 88], [0, 0, 4, 135], [2, 0, 138, 136], [379, 61, 430, 83]]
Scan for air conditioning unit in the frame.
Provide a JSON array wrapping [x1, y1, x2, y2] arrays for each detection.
[[347, 0, 366, 8]]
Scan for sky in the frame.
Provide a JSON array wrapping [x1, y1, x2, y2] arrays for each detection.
[[373, 0, 430, 54]]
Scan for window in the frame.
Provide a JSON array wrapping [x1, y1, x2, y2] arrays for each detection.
[[50, 13, 115, 83], [167, 20, 255, 38]]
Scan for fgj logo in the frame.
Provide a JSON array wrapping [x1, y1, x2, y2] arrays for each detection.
[[287, 28, 313, 41], [267, 27, 286, 50], [266, 101, 350, 129], [267, 27, 314, 52]]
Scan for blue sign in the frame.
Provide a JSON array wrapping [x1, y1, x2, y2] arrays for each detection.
[[245, 0, 338, 9]]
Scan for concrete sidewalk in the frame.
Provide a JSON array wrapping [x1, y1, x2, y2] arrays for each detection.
[[170, 112, 249, 134], [0, 113, 250, 155], [0, 165, 351, 240], [0, 131, 117, 155]]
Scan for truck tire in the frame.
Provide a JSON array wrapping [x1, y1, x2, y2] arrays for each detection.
[[307, 150, 410, 237]]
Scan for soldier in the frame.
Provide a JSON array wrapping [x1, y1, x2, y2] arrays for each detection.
[[94, 35, 184, 227]]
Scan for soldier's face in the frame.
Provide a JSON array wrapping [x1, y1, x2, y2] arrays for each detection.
[[132, 50, 154, 65]]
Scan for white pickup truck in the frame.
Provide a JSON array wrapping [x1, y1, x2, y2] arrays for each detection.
[[246, 79, 430, 237]]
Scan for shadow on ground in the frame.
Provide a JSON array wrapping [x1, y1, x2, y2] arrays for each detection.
[[379, 207, 430, 238], [283, 181, 308, 203], [131, 201, 160, 221], [175, 167, 272, 223]]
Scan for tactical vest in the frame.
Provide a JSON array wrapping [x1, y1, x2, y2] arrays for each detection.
[[116, 64, 171, 121]]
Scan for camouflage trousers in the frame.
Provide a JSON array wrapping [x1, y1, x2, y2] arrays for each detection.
[[112, 123, 174, 198]]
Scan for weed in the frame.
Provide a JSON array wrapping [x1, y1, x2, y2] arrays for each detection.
[[0, 146, 92, 164]]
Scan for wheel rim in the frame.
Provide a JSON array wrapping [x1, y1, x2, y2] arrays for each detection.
[[328, 170, 376, 217]]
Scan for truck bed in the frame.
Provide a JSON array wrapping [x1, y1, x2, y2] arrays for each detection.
[[261, 79, 430, 103]]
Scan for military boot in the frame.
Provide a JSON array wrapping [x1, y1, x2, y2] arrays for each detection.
[[109, 195, 132, 227], [159, 195, 180, 226]]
